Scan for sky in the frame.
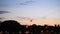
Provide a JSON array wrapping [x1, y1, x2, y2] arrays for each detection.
[[0, 0, 60, 25]]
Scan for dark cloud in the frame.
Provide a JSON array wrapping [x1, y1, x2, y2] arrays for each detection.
[[0, 11, 10, 14], [20, 0, 35, 5]]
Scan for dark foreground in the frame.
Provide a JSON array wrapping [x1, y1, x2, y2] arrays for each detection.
[[0, 20, 60, 34]]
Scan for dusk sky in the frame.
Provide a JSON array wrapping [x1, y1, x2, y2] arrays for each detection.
[[0, 0, 60, 25]]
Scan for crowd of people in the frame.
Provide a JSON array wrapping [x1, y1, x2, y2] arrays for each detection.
[[0, 20, 60, 34]]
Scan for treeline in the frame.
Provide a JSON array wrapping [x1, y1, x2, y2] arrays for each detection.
[[0, 20, 60, 34]]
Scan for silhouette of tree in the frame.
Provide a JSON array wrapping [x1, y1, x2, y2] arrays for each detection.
[[0, 22, 2, 32], [0, 20, 60, 34], [1, 20, 21, 33]]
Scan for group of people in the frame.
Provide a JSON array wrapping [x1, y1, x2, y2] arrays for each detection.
[[0, 20, 60, 34]]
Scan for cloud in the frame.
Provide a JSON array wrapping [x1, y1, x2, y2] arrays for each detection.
[[20, 0, 35, 5], [0, 11, 10, 14], [17, 16, 30, 20], [0, 17, 5, 20]]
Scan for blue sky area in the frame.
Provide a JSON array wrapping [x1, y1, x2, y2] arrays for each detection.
[[0, 0, 60, 20]]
